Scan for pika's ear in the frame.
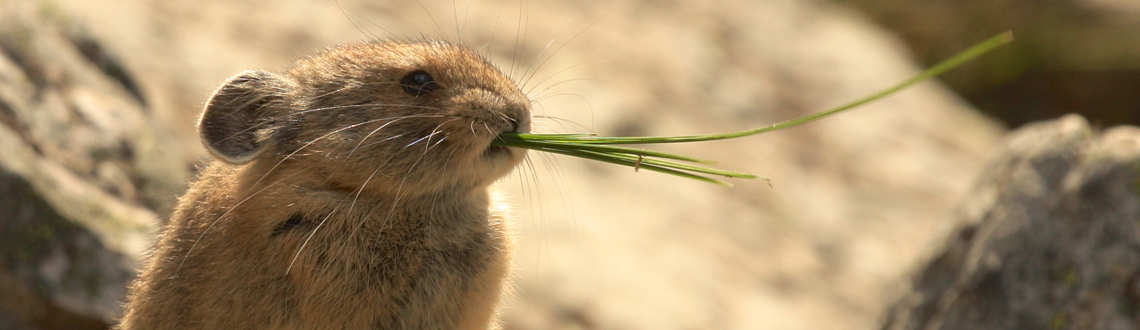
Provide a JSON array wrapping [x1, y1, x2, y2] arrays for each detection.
[[198, 70, 291, 164]]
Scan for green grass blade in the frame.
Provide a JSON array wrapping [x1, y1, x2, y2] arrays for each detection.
[[575, 150, 757, 179], [535, 147, 735, 186], [503, 139, 717, 164], [492, 31, 1014, 185], [496, 31, 1014, 145]]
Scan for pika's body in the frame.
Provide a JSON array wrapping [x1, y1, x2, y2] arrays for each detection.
[[118, 40, 531, 329]]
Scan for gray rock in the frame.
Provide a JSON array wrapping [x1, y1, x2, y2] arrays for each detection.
[[883, 114, 1140, 329], [0, 1, 182, 328], [0, 167, 132, 330]]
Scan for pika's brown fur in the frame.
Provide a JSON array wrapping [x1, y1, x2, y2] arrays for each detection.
[[116, 40, 531, 329]]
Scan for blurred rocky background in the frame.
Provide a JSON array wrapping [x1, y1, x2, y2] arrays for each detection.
[[841, 0, 1140, 127], [0, 0, 1135, 329]]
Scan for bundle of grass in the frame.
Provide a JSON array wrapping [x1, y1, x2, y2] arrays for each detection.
[[494, 32, 1014, 185]]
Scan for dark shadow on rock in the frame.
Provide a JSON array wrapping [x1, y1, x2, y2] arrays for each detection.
[[0, 168, 123, 330]]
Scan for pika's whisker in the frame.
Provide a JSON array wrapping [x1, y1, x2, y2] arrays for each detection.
[[250, 116, 396, 190], [529, 79, 597, 100], [348, 114, 446, 158], [176, 158, 331, 274], [534, 115, 590, 132], [285, 205, 342, 275], [525, 60, 598, 96]]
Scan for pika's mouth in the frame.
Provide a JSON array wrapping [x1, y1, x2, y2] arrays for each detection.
[[483, 145, 511, 158], [481, 120, 522, 159]]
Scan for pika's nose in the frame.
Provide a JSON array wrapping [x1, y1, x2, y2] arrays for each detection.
[[507, 105, 531, 134], [461, 87, 531, 133]]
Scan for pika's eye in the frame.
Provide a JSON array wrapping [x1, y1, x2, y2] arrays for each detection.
[[400, 70, 439, 97]]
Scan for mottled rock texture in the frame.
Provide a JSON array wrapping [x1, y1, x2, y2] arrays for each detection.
[[0, 2, 180, 329], [884, 115, 1140, 330]]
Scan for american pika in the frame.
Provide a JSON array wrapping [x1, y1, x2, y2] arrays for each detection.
[[117, 40, 531, 329]]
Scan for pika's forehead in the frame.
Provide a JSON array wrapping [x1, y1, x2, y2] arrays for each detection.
[[291, 40, 517, 92]]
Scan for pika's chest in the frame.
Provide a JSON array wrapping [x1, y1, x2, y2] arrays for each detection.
[[272, 209, 509, 329]]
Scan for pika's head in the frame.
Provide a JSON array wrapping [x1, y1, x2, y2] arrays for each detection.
[[198, 40, 531, 195]]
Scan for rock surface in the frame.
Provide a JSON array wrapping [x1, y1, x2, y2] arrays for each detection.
[[883, 115, 1140, 329], [2, 0, 1009, 329], [0, 2, 182, 329]]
